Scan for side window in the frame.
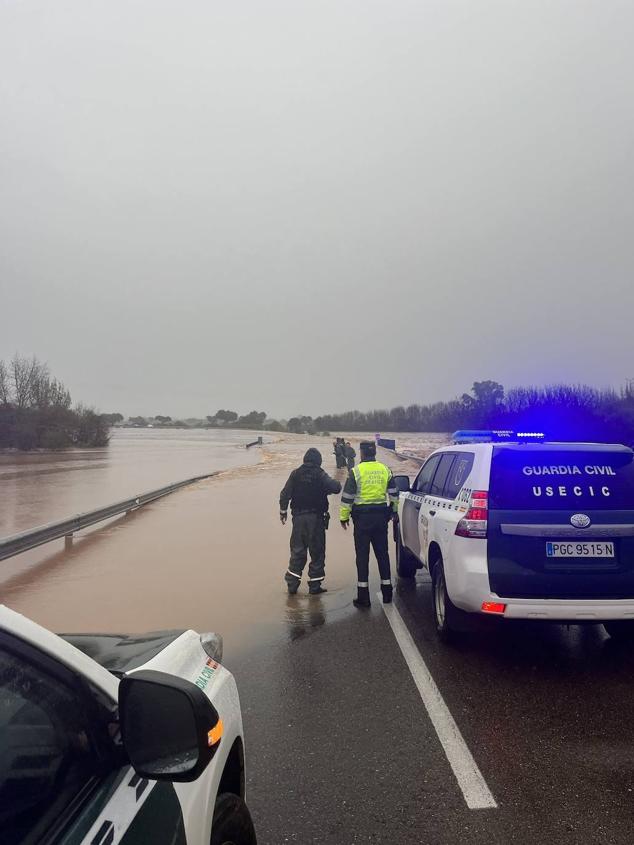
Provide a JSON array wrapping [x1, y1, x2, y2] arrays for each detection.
[[0, 641, 102, 845], [444, 453, 475, 500], [415, 454, 441, 494], [429, 453, 456, 497]]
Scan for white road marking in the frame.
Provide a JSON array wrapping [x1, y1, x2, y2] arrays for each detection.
[[380, 597, 498, 810]]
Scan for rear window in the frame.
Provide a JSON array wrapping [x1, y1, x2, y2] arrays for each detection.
[[415, 454, 441, 494], [429, 454, 456, 497], [489, 447, 634, 510], [444, 453, 475, 499]]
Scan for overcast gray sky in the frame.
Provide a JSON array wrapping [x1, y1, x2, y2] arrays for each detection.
[[1, 1, 633, 419]]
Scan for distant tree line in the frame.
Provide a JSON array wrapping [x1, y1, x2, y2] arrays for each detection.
[[15, 367, 634, 450], [125, 381, 634, 444], [312, 380, 634, 444], [206, 409, 270, 430], [0, 355, 110, 450]]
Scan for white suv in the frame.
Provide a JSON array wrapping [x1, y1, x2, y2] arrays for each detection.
[[0, 605, 257, 845], [395, 431, 634, 642]]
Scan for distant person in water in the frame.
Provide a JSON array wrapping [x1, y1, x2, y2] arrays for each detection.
[[344, 441, 356, 469], [280, 448, 341, 594], [334, 438, 347, 469]]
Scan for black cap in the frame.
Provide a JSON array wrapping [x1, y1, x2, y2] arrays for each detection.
[[360, 440, 376, 457], [303, 448, 322, 466]]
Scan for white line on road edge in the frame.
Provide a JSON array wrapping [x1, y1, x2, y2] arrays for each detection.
[[380, 597, 498, 810]]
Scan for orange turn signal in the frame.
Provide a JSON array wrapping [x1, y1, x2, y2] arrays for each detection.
[[481, 601, 506, 615], [207, 719, 224, 747]]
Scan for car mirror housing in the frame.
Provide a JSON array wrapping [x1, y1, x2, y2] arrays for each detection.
[[393, 475, 411, 493], [119, 669, 223, 783]]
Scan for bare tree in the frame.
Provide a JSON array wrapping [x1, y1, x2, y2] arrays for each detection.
[[0, 360, 10, 405], [30, 363, 52, 409], [7, 354, 71, 410], [49, 378, 72, 409], [11, 354, 40, 408]]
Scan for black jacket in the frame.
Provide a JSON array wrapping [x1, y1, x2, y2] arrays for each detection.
[[280, 462, 341, 515]]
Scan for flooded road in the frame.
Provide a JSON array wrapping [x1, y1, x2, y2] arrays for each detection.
[[0, 432, 430, 659], [0, 427, 264, 536], [0, 427, 266, 583]]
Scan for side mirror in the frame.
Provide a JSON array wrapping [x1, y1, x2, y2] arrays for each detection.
[[393, 474, 411, 493], [119, 670, 223, 782]]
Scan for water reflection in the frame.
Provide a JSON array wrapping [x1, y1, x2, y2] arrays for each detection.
[[285, 595, 326, 642]]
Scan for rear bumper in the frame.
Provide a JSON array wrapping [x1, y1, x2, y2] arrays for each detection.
[[456, 581, 634, 620], [500, 598, 634, 621], [444, 542, 634, 620]]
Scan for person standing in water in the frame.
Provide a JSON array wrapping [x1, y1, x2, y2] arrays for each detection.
[[280, 448, 341, 595], [339, 440, 399, 608], [334, 438, 346, 469]]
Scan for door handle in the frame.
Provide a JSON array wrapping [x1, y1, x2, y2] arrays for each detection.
[[429, 510, 436, 517]]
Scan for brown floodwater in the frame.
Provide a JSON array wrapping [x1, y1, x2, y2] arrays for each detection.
[[0, 428, 265, 536], [0, 430, 444, 662]]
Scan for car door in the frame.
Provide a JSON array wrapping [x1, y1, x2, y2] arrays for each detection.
[[0, 632, 186, 845], [419, 453, 456, 563], [401, 454, 441, 559]]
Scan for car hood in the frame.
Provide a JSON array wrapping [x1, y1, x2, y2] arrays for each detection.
[[60, 630, 186, 676]]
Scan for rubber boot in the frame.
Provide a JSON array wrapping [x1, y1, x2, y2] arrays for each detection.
[[381, 583, 393, 604], [309, 585, 327, 595], [353, 586, 371, 609]]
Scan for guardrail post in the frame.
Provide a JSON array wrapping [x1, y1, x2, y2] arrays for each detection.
[[0, 475, 219, 563], [126, 497, 141, 516]]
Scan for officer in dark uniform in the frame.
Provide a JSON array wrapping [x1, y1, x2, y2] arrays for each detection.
[[280, 448, 342, 594], [344, 441, 356, 469], [334, 438, 346, 469], [340, 440, 399, 607]]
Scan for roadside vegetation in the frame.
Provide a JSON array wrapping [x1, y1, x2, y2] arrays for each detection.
[[312, 380, 634, 444], [7, 357, 634, 450], [123, 381, 634, 444], [0, 355, 110, 450]]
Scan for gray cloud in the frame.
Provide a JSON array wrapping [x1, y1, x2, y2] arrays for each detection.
[[2, 0, 633, 418]]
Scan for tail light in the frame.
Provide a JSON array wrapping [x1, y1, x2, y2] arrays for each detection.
[[455, 490, 488, 538], [481, 601, 506, 614]]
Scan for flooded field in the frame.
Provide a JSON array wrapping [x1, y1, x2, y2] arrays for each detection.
[[0, 427, 264, 536]]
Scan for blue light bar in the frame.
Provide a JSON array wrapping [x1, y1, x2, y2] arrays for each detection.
[[452, 430, 546, 444], [452, 430, 511, 443]]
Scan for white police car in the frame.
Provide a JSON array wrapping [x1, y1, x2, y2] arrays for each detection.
[[0, 604, 257, 845], [395, 431, 634, 642]]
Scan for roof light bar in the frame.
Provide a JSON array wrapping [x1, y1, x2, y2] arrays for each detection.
[[452, 430, 546, 444], [452, 430, 512, 444]]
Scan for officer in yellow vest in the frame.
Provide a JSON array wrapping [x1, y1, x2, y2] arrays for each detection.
[[339, 440, 399, 608]]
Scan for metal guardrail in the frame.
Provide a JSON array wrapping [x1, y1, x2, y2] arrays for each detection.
[[0, 472, 219, 562], [392, 451, 425, 465]]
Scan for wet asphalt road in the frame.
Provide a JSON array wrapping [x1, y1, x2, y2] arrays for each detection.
[[236, 571, 634, 845], [6, 436, 634, 844]]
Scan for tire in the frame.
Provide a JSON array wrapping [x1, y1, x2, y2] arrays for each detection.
[[396, 532, 418, 579], [211, 793, 257, 845], [603, 621, 634, 641], [430, 559, 464, 643]]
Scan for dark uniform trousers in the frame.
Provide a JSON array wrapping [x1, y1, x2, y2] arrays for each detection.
[[285, 512, 326, 588], [352, 506, 391, 583]]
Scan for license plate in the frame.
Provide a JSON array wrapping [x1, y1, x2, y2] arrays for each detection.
[[546, 541, 615, 558]]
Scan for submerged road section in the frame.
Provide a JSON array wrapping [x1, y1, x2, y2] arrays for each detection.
[[4, 435, 634, 843]]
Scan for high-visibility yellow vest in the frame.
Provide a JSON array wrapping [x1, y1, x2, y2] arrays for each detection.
[[352, 461, 392, 506]]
